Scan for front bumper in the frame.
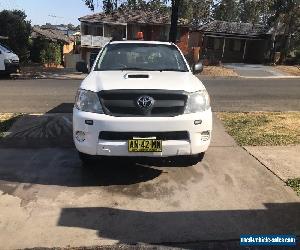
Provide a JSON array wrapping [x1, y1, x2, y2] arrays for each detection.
[[73, 108, 212, 157]]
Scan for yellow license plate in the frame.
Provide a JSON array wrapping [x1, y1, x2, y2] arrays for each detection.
[[128, 139, 162, 152]]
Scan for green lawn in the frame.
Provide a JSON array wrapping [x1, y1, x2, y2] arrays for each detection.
[[286, 178, 300, 196], [217, 112, 300, 146]]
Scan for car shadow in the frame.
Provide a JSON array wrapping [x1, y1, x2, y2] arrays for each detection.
[[0, 149, 165, 187], [57, 203, 300, 249], [0, 113, 74, 148], [0, 148, 204, 187], [46, 103, 74, 113], [0, 74, 12, 80], [80, 157, 164, 186], [0, 103, 204, 187]]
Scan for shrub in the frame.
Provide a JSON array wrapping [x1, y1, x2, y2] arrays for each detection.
[[40, 42, 61, 66]]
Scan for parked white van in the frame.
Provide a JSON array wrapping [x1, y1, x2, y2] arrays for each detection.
[[0, 44, 20, 75]]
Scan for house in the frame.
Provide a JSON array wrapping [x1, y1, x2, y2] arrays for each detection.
[[78, 8, 189, 68], [31, 26, 77, 66], [190, 21, 271, 64], [40, 24, 80, 36], [32, 26, 74, 54]]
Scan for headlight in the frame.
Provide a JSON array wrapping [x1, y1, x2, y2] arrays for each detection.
[[75, 89, 103, 113], [184, 90, 210, 113], [4, 59, 12, 64]]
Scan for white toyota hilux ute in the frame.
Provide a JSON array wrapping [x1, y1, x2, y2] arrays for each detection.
[[73, 41, 212, 164]]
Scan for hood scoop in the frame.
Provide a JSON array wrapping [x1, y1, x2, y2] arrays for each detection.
[[125, 73, 150, 79]]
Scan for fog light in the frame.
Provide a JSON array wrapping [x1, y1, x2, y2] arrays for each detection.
[[201, 131, 210, 141], [75, 131, 86, 142]]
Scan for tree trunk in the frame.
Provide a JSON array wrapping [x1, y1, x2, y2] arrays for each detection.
[[278, 13, 293, 64], [270, 20, 279, 64], [169, 0, 180, 43]]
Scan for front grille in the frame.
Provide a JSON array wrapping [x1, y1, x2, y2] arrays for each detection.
[[99, 131, 189, 141], [98, 90, 187, 117]]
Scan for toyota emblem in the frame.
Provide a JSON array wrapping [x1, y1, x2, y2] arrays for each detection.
[[137, 95, 155, 110]]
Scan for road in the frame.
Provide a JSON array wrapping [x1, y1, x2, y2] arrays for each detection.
[[203, 78, 300, 111], [0, 78, 299, 113]]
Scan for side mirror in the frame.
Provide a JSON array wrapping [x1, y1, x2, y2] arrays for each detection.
[[193, 62, 203, 74]]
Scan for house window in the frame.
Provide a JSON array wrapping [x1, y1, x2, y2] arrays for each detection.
[[229, 39, 242, 52], [160, 26, 169, 41], [176, 29, 182, 42], [82, 24, 89, 35], [96, 26, 103, 36], [207, 37, 223, 50], [233, 40, 242, 51], [214, 38, 223, 50], [207, 37, 214, 49]]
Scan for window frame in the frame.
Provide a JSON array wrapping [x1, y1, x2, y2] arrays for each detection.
[[93, 42, 190, 72]]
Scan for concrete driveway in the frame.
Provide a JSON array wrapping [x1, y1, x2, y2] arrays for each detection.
[[224, 63, 289, 78], [0, 114, 299, 249]]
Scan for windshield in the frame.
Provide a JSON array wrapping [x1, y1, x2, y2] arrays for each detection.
[[0, 44, 12, 53], [95, 43, 189, 72]]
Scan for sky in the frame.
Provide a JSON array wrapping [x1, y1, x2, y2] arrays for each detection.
[[0, 0, 100, 25]]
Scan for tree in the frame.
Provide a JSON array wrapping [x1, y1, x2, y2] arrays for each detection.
[[0, 10, 31, 61], [103, 0, 118, 13], [213, 0, 239, 22], [179, 0, 213, 26], [147, 0, 168, 12], [84, 0, 96, 11], [119, 0, 168, 12], [84, 0, 119, 13], [169, 0, 180, 42], [269, 0, 300, 63], [40, 42, 62, 66], [238, 0, 274, 24], [239, 0, 261, 23], [122, 0, 147, 9]]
